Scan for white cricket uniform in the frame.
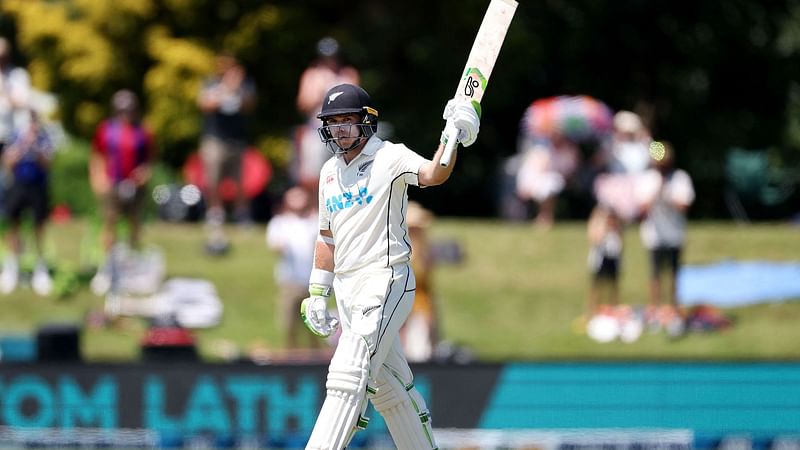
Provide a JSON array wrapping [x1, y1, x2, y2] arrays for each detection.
[[317, 134, 428, 354], [318, 135, 428, 274], [309, 136, 438, 450]]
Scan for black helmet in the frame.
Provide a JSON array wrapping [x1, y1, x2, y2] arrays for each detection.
[[317, 84, 379, 154]]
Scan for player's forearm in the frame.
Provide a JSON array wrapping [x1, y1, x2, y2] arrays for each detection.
[[420, 145, 455, 186], [312, 239, 335, 272]]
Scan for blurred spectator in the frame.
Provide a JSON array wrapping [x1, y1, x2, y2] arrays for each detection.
[[585, 204, 623, 316], [593, 110, 653, 223], [400, 201, 441, 362], [638, 141, 695, 330], [515, 133, 581, 229], [197, 52, 257, 254], [293, 37, 359, 193], [0, 37, 32, 218], [514, 96, 613, 229], [0, 109, 54, 296], [606, 110, 652, 174], [89, 89, 156, 295], [265, 186, 321, 350], [0, 37, 31, 155]]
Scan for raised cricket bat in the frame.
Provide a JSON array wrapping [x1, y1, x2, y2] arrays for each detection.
[[440, 0, 518, 167]]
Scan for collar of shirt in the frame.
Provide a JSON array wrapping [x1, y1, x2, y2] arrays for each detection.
[[337, 135, 382, 165]]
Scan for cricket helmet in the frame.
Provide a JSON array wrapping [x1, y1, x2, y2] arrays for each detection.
[[317, 84, 379, 153]]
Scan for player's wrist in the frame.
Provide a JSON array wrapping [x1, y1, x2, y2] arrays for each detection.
[[309, 268, 334, 285], [309, 283, 331, 297], [309, 268, 334, 297]]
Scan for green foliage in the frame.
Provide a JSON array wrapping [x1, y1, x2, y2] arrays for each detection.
[[49, 138, 94, 216]]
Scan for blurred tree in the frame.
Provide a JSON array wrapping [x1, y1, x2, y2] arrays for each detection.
[[1, 0, 798, 218]]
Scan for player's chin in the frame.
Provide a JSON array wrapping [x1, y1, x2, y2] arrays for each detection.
[[337, 138, 359, 150]]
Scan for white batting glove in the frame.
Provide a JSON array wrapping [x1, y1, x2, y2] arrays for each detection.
[[441, 99, 481, 147], [300, 284, 340, 338]]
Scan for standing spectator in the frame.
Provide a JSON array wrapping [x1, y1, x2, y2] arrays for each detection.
[[197, 52, 257, 254], [638, 141, 695, 330], [0, 37, 32, 218], [593, 110, 654, 223], [294, 37, 359, 193], [400, 201, 440, 362], [265, 186, 321, 350], [89, 89, 156, 295], [585, 204, 623, 316], [0, 109, 54, 295], [0, 37, 31, 155], [605, 110, 652, 175]]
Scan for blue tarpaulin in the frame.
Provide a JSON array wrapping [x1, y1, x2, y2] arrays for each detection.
[[678, 260, 800, 307]]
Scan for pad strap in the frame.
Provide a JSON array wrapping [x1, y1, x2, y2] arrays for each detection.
[[370, 367, 438, 449]]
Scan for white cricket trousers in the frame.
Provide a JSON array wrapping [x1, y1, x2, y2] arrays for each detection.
[[307, 263, 437, 449], [333, 262, 416, 379]]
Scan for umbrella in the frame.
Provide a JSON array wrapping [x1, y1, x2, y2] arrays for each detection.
[[521, 95, 614, 143], [183, 147, 272, 201]]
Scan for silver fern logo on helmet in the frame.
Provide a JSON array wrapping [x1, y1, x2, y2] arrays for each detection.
[[328, 92, 344, 103]]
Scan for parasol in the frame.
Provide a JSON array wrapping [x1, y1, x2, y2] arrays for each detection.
[[521, 95, 614, 143]]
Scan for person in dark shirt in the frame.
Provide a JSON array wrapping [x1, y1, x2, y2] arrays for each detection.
[[0, 109, 54, 295], [197, 52, 257, 254]]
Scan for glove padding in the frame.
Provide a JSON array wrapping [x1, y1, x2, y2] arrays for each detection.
[[301, 295, 340, 338], [442, 99, 481, 147]]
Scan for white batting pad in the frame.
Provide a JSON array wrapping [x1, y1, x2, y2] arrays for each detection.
[[369, 367, 437, 450], [306, 332, 371, 450]]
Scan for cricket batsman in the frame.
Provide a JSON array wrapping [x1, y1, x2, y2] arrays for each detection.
[[300, 83, 479, 449]]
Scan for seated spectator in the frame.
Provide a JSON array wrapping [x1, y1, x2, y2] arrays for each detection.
[[515, 132, 581, 229], [0, 109, 54, 296]]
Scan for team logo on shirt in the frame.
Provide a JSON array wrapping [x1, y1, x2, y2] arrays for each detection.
[[361, 305, 380, 316], [357, 159, 374, 176], [325, 186, 373, 213]]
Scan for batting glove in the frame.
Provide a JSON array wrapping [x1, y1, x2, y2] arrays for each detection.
[[300, 281, 339, 338], [441, 99, 481, 147]]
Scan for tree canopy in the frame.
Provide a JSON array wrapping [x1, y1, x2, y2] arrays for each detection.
[[1, 0, 798, 218]]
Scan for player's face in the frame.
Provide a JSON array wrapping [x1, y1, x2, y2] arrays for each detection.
[[326, 113, 363, 147]]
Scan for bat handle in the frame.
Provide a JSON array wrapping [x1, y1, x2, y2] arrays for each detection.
[[440, 123, 459, 167]]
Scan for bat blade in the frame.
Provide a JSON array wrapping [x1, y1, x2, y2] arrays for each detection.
[[441, 0, 518, 167]]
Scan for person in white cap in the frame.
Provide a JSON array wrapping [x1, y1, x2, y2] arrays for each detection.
[[607, 110, 652, 174]]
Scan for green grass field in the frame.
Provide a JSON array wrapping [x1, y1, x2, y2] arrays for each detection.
[[1, 219, 799, 362]]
